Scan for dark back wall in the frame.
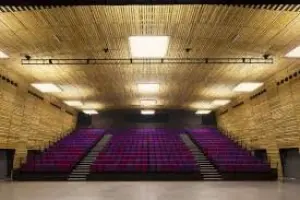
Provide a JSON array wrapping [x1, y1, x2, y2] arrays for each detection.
[[77, 109, 217, 129]]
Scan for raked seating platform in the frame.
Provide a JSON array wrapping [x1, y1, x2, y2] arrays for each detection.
[[19, 129, 105, 174], [90, 129, 199, 173]]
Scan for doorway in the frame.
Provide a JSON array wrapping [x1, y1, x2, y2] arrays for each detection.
[[280, 148, 300, 179], [0, 149, 15, 180]]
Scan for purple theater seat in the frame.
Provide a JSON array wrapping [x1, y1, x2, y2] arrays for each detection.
[[90, 129, 199, 173], [189, 128, 271, 173], [20, 129, 105, 173]]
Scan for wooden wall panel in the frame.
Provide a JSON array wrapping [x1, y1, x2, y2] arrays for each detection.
[[0, 67, 77, 168], [217, 65, 300, 178]]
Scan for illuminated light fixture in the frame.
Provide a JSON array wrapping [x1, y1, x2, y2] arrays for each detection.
[[285, 46, 300, 58], [212, 99, 231, 106], [63, 100, 83, 107], [81, 102, 103, 109], [233, 82, 264, 92], [195, 110, 211, 115], [129, 36, 169, 58], [191, 101, 215, 109], [141, 110, 155, 115], [0, 51, 9, 58], [140, 99, 157, 106], [83, 109, 98, 115], [31, 83, 62, 93], [137, 83, 159, 93]]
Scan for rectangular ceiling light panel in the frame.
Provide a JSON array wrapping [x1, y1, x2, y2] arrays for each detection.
[[31, 83, 62, 93], [140, 99, 157, 106], [64, 100, 83, 106], [191, 101, 215, 109], [141, 110, 155, 115], [83, 109, 98, 115], [233, 82, 264, 92], [0, 51, 9, 58], [129, 36, 169, 58], [212, 99, 231, 106], [285, 46, 300, 58], [195, 110, 211, 115], [138, 83, 159, 93]]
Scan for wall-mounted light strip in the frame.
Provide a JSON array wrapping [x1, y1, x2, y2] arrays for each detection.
[[141, 110, 155, 115], [195, 110, 211, 115]]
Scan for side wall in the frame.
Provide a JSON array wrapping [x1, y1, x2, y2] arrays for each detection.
[[0, 67, 77, 169], [216, 64, 300, 177]]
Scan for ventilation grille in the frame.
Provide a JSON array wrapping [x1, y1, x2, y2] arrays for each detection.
[[28, 90, 44, 100], [66, 110, 74, 116], [0, 74, 18, 87], [231, 4, 300, 12], [276, 69, 300, 86], [250, 89, 267, 100], [50, 102, 62, 110], [232, 101, 244, 108], [219, 109, 228, 116]]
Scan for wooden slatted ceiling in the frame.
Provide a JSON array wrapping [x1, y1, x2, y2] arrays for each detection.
[[0, 5, 300, 110], [1, 5, 300, 13]]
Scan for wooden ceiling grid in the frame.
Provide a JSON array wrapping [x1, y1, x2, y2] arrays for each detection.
[[0, 5, 299, 109]]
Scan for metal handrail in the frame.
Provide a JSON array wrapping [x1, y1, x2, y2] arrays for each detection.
[[217, 126, 276, 166]]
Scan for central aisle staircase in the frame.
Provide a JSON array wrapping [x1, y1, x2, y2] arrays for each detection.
[[68, 134, 112, 181], [180, 134, 222, 180]]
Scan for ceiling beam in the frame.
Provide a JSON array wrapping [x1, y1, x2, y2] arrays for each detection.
[[21, 57, 274, 65]]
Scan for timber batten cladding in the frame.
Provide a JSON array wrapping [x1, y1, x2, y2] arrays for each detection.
[[0, 4, 299, 174], [0, 68, 77, 168], [217, 65, 300, 178]]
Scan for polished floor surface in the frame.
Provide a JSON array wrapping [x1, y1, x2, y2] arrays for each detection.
[[0, 181, 299, 200]]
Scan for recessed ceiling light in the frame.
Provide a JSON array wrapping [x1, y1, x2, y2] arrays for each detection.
[[31, 83, 62, 93], [0, 51, 9, 59], [233, 82, 264, 92], [137, 83, 159, 93], [81, 102, 103, 109], [129, 36, 169, 58], [212, 99, 231, 106], [83, 109, 98, 115], [190, 101, 215, 109], [195, 110, 211, 115], [141, 109, 155, 115], [64, 100, 83, 107], [140, 99, 157, 106], [285, 46, 300, 58]]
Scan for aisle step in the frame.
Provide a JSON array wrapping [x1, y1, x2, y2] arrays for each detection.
[[180, 134, 222, 180], [68, 134, 112, 181]]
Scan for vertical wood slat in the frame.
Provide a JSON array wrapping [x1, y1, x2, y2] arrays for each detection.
[[0, 69, 77, 169], [217, 66, 300, 178]]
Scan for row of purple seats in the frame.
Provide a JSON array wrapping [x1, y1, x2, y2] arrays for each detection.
[[20, 129, 105, 173], [91, 129, 199, 173], [91, 164, 198, 173], [189, 128, 271, 173]]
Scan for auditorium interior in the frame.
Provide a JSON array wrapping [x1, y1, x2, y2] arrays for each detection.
[[0, 3, 300, 200]]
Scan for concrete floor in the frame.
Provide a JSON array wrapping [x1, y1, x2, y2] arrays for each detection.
[[0, 181, 299, 200]]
